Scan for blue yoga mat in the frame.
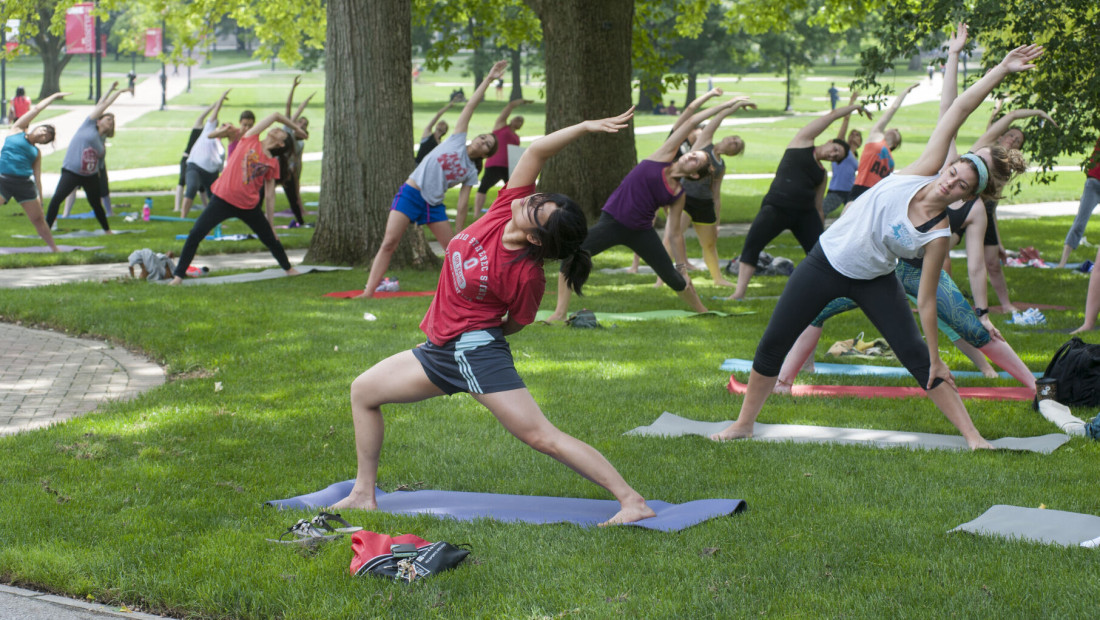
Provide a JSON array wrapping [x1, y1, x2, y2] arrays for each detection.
[[719, 358, 1041, 380], [265, 482, 746, 532]]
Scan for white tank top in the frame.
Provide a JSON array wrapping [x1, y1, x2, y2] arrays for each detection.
[[820, 173, 950, 280]]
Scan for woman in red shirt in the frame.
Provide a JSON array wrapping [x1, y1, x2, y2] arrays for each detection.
[[332, 108, 657, 526]]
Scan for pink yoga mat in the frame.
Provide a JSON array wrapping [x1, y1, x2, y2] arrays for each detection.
[[726, 376, 1034, 401], [324, 289, 435, 299]]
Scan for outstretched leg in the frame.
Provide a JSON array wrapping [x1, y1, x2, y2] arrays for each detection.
[[18, 198, 59, 252], [695, 222, 733, 286], [360, 209, 414, 298], [331, 350, 446, 511], [473, 388, 655, 526]]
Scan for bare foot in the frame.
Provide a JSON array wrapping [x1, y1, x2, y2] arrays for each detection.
[[330, 493, 378, 512], [772, 379, 792, 395], [285, 268, 301, 276], [625, 266, 639, 274], [168, 276, 183, 286], [713, 278, 735, 287], [354, 289, 374, 299], [104, 230, 114, 235], [1070, 324, 1095, 335], [598, 498, 656, 526], [981, 368, 998, 379], [726, 294, 744, 301], [968, 438, 995, 450], [542, 312, 566, 323], [710, 423, 754, 442], [653, 278, 663, 288]]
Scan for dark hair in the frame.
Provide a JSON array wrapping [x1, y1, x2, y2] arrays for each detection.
[[519, 193, 592, 295], [240, 110, 256, 122], [830, 138, 850, 161], [957, 145, 1028, 202], [472, 157, 484, 173], [482, 133, 499, 159], [39, 125, 56, 144], [15, 87, 26, 98]]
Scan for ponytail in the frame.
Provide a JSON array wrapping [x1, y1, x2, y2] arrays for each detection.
[[514, 192, 592, 293], [981, 145, 1028, 202]]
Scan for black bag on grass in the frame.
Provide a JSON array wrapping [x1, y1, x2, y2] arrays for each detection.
[[350, 531, 469, 582], [566, 308, 599, 328], [1040, 338, 1100, 407]]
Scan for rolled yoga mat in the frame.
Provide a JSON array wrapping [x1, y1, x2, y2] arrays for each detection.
[[534, 309, 749, 322], [719, 358, 1041, 380], [727, 376, 1035, 402], [325, 290, 435, 299], [157, 265, 350, 286], [0, 245, 105, 254], [265, 482, 746, 532], [951, 505, 1100, 548], [626, 412, 1071, 454]]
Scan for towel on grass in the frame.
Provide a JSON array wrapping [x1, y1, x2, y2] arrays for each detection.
[[951, 505, 1100, 548], [626, 412, 1070, 454]]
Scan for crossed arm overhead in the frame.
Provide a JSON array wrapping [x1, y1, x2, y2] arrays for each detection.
[[244, 113, 303, 139], [90, 82, 125, 120], [454, 60, 508, 135], [284, 77, 311, 139], [902, 44, 1044, 177], [653, 96, 752, 161], [493, 98, 532, 131], [670, 87, 724, 134], [973, 108, 1057, 150], [691, 98, 756, 150], [866, 83, 918, 143], [835, 91, 861, 141], [789, 104, 871, 149]]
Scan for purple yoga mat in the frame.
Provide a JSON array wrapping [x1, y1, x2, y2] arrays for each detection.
[[0, 245, 105, 254], [265, 481, 746, 532]]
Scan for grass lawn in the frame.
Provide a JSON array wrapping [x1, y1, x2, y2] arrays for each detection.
[[2, 51, 1100, 618]]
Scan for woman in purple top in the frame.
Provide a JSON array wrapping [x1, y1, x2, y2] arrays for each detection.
[[546, 97, 753, 321]]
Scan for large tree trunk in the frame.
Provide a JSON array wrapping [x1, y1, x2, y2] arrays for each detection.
[[509, 47, 523, 101], [32, 8, 72, 100], [306, 0, 437, 269], [524, 0, 636, 221], [636, 78, 660, 113], [685, 69, 698, 105]]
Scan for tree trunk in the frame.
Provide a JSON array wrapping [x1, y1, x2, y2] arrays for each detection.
[[306, 0, 437, 270], [685, 69, 698, 105], [637, 78, 660, 113], [524, 0, 636, 221], [33, 9, 72, 100], [509, 47, 523, 101], [907, 53, 922, 71]]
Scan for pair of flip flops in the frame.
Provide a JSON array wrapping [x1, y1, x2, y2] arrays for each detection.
[[267, 512, 363, 544]]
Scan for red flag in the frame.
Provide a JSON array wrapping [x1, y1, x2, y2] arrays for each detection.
[[144, 28, 162, 58], [64, 3, 94, 54]]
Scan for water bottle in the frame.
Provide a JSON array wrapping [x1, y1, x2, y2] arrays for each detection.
[[142, 197, 152, 221]]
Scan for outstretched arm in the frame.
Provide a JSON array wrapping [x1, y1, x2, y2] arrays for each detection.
[[285, 75, 301, 117], [938, 23, 968, 165], [454, 60, 507, 135], [973, 108, 1057, 150], [493, 98, 531, 131], [292, 93, 314, 123], [790, 104, 870, 148], [867, 83, 918, 141], [835, 91, 860, 141], [670, 87, 723, 134], [245, 113, 302, 139], [90, 82, 123, 120], [510, 107, 634, 188], [692, 99, 756, 150], [209, 122, 236, 140], [13, 92, 69, 131], [210, 89, 230, 126], [421, 99, 455, 141], [653, 96, 750, 161], [902, 44, 1044, 177], [192, 102, 215, 130]]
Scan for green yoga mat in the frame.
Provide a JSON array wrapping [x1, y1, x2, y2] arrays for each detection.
[[534, 309, 752, 322]]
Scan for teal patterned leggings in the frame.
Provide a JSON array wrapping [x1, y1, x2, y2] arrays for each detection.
[[809, 260, 991, 348]]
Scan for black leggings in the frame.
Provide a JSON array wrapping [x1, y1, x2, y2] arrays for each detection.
[[173, 194, 292, 277], [45, 169, 110, 231], [278, 160, 305, 224], [477, 166, 509, 194], [739, 203, 822, 266], [753, 244, 939, 389], [578, 211, 686, 291]]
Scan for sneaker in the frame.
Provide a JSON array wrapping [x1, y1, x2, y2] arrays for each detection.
[[375, 277, 400, 293], [1024, 308, 1047, 324]]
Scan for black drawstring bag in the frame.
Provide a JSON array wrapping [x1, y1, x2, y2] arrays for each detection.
[[1040, 338, 1100, 407], [350, 531, 469, 582]]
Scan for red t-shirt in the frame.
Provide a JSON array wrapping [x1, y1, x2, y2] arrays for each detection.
[[11, 96, 31, 121], [211, 135, 280, 209], [486, 125, 519, 169], [420, 184, 545, 346], [853, 140, 894, 188]]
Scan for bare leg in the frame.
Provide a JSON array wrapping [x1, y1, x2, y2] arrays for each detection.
[[19, 199, 60, 252], [984, 245, 1015, 313], [696, 223, 734, 286], [953, 338, 997, 378], [626, 253, 640, 274], [1056, 244, 1073, 269], [924, 383, 993, 450], [728, 262, 755, 300], [330, 350, 446, 511], [777, 325, 822, 388], [359, 210, 414, 299], [63, 191, 76, 218], [180, 196, 195, 220], [473, 389, 655, 526], [174, 185, 184, 212], [1071, 246, 1100, 334], [711, 369, 775, 440], [977, 339, 1036, 391], [544, 271, 572, 322], [425, 220, 455, 252], [676, 280, 708, 313]]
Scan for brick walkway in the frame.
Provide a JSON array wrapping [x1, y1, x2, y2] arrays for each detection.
[[0, 323, 165, 436]]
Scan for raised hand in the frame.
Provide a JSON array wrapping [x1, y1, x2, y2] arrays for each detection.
[[848, 90, 860, 105], [856, 105, 874, 120], [585, 107, 634, 133], [1000, 44, 1043, 73], [948, 22, 968, 54], [903, 82, 920, 94], [706, 87, 723, 98], [292, 75, 302, 88], [487, 60, 508, 81], [1034, 109, 1058, 128]]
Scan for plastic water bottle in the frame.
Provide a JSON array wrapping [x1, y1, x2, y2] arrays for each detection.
[[142, 197, 152, 221], [213, 223, 223, 238]]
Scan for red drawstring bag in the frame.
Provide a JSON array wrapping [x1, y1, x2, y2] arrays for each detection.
[[349, 530, 469, 582]]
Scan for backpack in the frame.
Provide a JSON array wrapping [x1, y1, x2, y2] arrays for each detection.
[[565, 308, 600, 329], [1040, 338, 1100, 407]]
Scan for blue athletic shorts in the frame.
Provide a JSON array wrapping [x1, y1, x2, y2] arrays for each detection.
[[412, 329, 525, 395], [391, 183, 447, 225]]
